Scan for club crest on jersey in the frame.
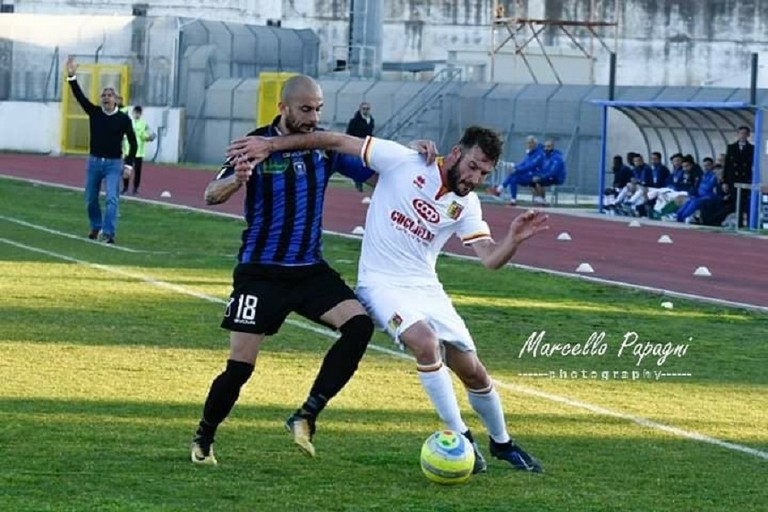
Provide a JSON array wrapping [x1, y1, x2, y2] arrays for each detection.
[[446, 201, 464, 220], [412, 175, 426, 189], [388, 313, 403, 331], [292, 159, 307, 176]]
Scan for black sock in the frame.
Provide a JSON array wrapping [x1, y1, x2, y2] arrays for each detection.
[[302, 315, 373, 419], [197, 359, 254, 439], [298, 394, 328, 419]]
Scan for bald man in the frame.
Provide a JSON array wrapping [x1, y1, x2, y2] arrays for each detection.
[[191, 75, 377, 464]]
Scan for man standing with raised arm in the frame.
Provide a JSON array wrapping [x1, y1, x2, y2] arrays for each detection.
[[66, 56, 137, 244]]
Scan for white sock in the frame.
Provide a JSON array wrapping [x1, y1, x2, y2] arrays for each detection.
[[418, 364, 467, 434], [468, 385, 510, 444]]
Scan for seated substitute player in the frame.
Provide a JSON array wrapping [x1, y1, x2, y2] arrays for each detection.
[[227, 125, 548, 473]]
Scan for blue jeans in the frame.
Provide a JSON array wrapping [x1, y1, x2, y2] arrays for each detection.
[[502, 171, 535, 200], [85, 156, 123, 236]]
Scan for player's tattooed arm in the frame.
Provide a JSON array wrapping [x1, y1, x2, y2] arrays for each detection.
[[204, 161, 244, 205]]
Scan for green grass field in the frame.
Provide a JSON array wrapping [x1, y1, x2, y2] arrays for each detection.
[[1, 178, 766, 512]]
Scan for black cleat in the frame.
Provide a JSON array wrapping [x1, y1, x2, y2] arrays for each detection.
[[489, 438, 543, 473], [462, 430, 487, 474]]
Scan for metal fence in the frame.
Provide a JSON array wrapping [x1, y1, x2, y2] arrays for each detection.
[[0, 13, 318, 107]]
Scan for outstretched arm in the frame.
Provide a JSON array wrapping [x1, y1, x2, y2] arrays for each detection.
[[471, 209, 549, 270], [65, 56, 98, 115], [227, 132, 366, 164]]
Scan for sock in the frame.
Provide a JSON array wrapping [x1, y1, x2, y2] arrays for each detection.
[[197, 359, 254, 439], [298, 394, 328, 419], [303, 315, 373, 419], [418, 363, 467, 433], [468, 385, 510, 444]]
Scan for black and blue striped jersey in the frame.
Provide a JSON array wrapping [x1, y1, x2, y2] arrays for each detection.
[[215, 117, 374, 266]]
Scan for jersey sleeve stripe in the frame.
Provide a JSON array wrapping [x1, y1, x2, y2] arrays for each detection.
[[461, 232, 492, 244], [361, 136, 374, 167]]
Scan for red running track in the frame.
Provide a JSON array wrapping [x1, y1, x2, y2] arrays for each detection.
[[1, 154, 766, 309]]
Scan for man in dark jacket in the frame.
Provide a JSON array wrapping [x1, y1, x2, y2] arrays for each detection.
[[346, 102, 375, 191], [66, 55, 136, 245], [724, 126, 754, 227]]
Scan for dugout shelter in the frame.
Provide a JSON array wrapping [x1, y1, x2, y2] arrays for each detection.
[[593, 98, 766, 230]]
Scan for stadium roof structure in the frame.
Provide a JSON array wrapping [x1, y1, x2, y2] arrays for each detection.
[[592, 99, 765, 229]]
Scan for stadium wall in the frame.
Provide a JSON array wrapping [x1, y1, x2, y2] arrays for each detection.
[[0, 102, 185, 163], [12, 0, 768, 87]]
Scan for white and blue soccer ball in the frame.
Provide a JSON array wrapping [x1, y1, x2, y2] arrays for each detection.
[[419, 430, 475, 485]]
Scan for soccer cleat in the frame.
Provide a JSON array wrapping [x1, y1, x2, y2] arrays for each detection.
[[470, 441, 487, 474], [489, 439, 543, 473], [190, 435, 218, 465], [102, 234, 115, 244], [462, 430, 487, 474], [285, 412, 316, 457], [87, 229, 99, 240]]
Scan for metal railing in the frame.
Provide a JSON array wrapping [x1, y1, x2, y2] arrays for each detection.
[[377, 67, 463, 140]]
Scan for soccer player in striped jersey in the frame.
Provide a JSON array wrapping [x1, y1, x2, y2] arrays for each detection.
[[191, 76, 382, 465], [228, 126, 549, 473]]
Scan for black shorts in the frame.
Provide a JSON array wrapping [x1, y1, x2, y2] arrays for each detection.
[[220, 262, 357, 335]]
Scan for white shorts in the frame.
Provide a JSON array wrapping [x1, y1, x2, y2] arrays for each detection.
[[356, 283, 476, 352]]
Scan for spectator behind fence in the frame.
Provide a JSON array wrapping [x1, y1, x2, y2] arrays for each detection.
[[531, 140, 566, 205], [346, 101, 375, 192], [491, 135, 544, 205], [724, 126, 754, 227]]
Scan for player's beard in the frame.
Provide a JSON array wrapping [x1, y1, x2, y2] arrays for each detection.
[[284, 109, 317, 134], [446, 156, 472, 196]]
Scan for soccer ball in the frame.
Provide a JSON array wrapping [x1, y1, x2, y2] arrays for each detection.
[[420, 430, 475, 485]]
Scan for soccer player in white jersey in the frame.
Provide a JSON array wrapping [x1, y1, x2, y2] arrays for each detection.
[[227, 126, 548, 473]]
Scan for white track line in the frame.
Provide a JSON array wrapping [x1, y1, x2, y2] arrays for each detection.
[[1, 235, 766, 462]]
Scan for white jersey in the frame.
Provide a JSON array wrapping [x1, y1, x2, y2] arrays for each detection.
[[357, 137, 491, 286]]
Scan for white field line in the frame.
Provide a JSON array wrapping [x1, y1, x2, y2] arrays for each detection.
[[3, 173, 766, 313], [1, 235, 766, 462]]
